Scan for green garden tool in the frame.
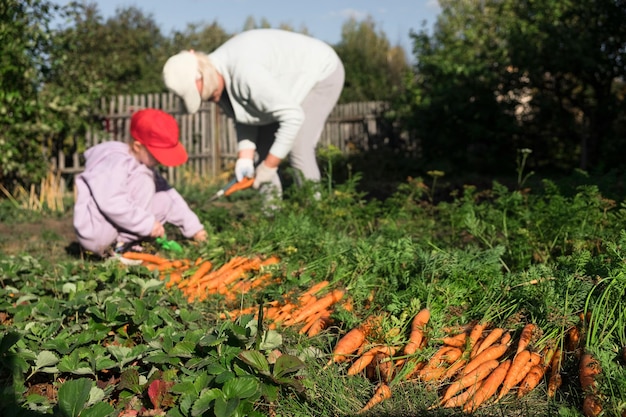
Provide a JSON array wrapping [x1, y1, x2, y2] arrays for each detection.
[[156, 235, 183, 253]]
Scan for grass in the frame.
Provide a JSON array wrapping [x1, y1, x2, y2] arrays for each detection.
[[0, 161, 625, 416]]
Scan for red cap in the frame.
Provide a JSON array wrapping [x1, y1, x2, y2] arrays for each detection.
[[130, 109, 188, 167]]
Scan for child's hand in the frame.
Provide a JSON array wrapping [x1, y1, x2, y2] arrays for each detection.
[[150, 221, 165, 238], [193, 229, 208, 242]]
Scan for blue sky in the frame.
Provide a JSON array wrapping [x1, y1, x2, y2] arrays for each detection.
[[54, 0, 441, 53]]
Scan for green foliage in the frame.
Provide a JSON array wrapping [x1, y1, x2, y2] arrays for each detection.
[[401, 0, 626, 174], [5, 169, 626, 415], [0, 0, 57, 185], [334, 16, 410, 103]]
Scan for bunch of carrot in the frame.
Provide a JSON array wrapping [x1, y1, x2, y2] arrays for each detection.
[[121, 252, 281, 304], [222, 280, 351, 337], [327, 309, 570, 414]]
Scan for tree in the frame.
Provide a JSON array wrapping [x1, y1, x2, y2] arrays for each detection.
[[334, 17, 410, 103], [169, 21, 230, 56], [402, 0, 626, 174], [0, 0, 59, 185], [509, 0, 626, 170]]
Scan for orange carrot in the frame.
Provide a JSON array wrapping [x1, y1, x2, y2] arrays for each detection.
[[516, 364, 546, 398], [224, 177, 255, 196], [306, 313, 331, 337], [357, 383, 391, 414], [516, 323, 537, 354], [298, 309, 327, 334], [299, 280, 330, 299], [374, 352, 398, 383], [420, 346, 459, 371], [582, 394, 603, 417], [419, 347, 462, 382], [442, 357, 468, 381], [165, 272, 183, 288], [121, 252, 169, 265], [467, 322, 488, 352], [179, 260, 213, 289], [547, 347, 563, 398], [497, 349, 541, 400], [461, 341, 510, 376], [291, 289, 344, 324], [259, 255, 280, 266], [463, 359, 511, 413], [327, 326, 368, 366], [440, 359, 500, 404], [348, 346, 396, 376], [442, 332, 468, 348], [567, 325, 581, 353], [579, 352, 601, 392], [442, 381, 483, 408], [155, 261, 177, 271], [472, 327, 504, 358], [403, 308, 430, 356]]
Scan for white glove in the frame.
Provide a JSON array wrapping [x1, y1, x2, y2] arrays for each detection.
[[235, 158, 255, 182], [253, 162, 278, 189]]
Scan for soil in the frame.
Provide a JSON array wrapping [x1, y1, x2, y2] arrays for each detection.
[[0, 210, 81, 262]]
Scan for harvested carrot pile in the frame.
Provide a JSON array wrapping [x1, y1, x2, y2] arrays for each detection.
[[222, 280, 351, 337], [121, 252, 280, 303], [330, 309, 587, 414], [121, 252, 350, 337]]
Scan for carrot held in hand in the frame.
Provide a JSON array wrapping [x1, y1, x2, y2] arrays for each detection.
[[224, 177, 255, 196]]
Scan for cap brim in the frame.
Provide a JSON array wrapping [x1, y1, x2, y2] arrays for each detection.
[[147, 141, 188, 167], [182, 90, 201, 114]]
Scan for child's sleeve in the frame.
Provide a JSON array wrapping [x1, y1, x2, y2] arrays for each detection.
[[155, 188, 204, 238]]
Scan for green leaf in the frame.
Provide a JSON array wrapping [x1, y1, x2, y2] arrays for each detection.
[[57, 378, 92, 417], [214, 397, 239, 417], [0, 331, 21, 354], [169, 341, 196, 357], [222, 377, 259, 400], [237, 350, 269, 373], [273, 354, 305, 378], [191, 388, 221, 416], [34, 350, 59, 370], [57, 351, 94, 376], [258, 330, 282, 351], [80, 402, 115, 417]]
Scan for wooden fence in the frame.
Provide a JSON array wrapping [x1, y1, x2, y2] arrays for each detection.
[[53, 93, 391, 184]]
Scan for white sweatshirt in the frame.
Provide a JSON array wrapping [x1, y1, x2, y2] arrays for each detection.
[[209, 29, 341, 159]]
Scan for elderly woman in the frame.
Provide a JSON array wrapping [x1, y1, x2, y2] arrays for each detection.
[[163, 28, 345, 201]]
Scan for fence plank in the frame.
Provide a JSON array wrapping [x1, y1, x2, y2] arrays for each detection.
[[56, 93, 391, 182]]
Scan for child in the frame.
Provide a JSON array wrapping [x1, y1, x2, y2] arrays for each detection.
[[73, 108, 207, 257]]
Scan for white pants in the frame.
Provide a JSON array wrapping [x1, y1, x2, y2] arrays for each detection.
[[254, 62, 345, 192]]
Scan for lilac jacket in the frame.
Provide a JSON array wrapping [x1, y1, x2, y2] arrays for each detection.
[[73, 141, 203, 254]]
